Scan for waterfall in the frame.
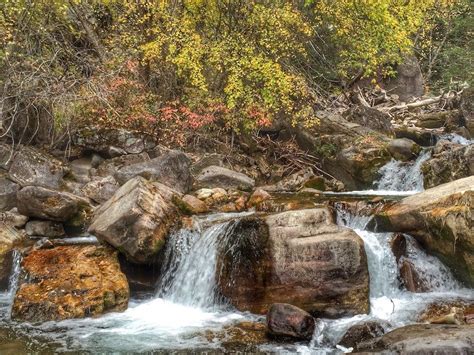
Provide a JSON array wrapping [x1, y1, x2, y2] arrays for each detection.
[[7, 250, 21, 301], [157, 217, 239, 308], [309, 205, 474, 349], [375, 149, 431, 192], [439, 133, 473, 145]]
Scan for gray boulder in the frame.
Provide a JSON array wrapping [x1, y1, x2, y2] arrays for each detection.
[[115, 150, 192, 193], [460, 87, 474, 135], [0, 208, 28, 228], [266, 303, 315, 340], [88, 177, 180, 264], [388, 138, 421, 161], [343, 105, 393, 135], [195, 165, 255, 190], [25, 220, 65, 238], [8, 146, 68, 189], [17, 186, 91, 224]]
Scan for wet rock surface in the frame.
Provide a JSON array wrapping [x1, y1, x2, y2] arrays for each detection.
[[266, 303, 315, 340], [356, 324, 474, 354], [11, 245, 129, 322], [338, 321, 386, 350], [88, 176, 180, 264], [218, 208, 369, 317]]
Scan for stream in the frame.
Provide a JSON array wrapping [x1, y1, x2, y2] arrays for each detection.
[[0, 144, 473, 353]]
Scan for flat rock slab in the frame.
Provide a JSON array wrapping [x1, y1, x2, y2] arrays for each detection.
[[12, 245, 129, 322], [195, 165, 255, 190]]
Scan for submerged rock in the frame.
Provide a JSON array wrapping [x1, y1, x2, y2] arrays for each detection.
[[195, 165, 255, 191], [88, 176, 180, 264], [8, 146, 68, 190], [217, 208, 369, 317], [16, 186, 91, 224], [356, 324, 474, 354], [369, 176, 474, 287], [114, 150, 192, 193], [11, 245, 129, 322], [399, 258, 430, 292], [266, 303, 315, 340]]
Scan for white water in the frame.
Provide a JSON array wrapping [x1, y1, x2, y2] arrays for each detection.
[[439, 133, 473, 145], [304, 208, 473, 351], [0, 146, 472, 352], [374, 149, 431, 192]]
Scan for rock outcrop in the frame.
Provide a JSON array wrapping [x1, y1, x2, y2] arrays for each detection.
[[114, 150, 192, 193], [217, 208, 369, 317], [343, 105, 393, 135], [422, 142, 473, 188], [460, 87, 474, 135], [368, 176, 474, 286], [16, 186, 91, 224], [88, 177, 179, 264], [11, 245, 129, 322], [8, 146, 68, 190], [266, 303, 315, 340]]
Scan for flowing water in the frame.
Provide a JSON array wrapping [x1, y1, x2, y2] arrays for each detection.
[[0, 149, 472, 353]]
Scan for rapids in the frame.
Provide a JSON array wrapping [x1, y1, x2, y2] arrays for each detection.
[[0, 149, 472, 353]]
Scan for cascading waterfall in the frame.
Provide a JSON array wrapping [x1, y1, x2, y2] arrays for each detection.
[[0, 249, 22, 320], [374, 149, 431, 192], [157, 216, 239, 308], [308, 205, 473, 350]]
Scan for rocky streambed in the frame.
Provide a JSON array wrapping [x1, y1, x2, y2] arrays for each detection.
[[0, 104, 473, 353]]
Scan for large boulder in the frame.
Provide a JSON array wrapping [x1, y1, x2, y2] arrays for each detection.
[[356, 324, 474, 354], [422, 142, 473, 188], [11, 245, 129, 322], [8, 146, 68, 190], [384, 55, 424, 101], [0, 175, 18, 211], [195, 165, 255, 190], [114, 150, 192, 193], [368, 176, 474, 286], [88, 177, 180, 264], [16, 186, 91, 224], [217, 208, 369, 317], [266, 303, 315, 340]]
